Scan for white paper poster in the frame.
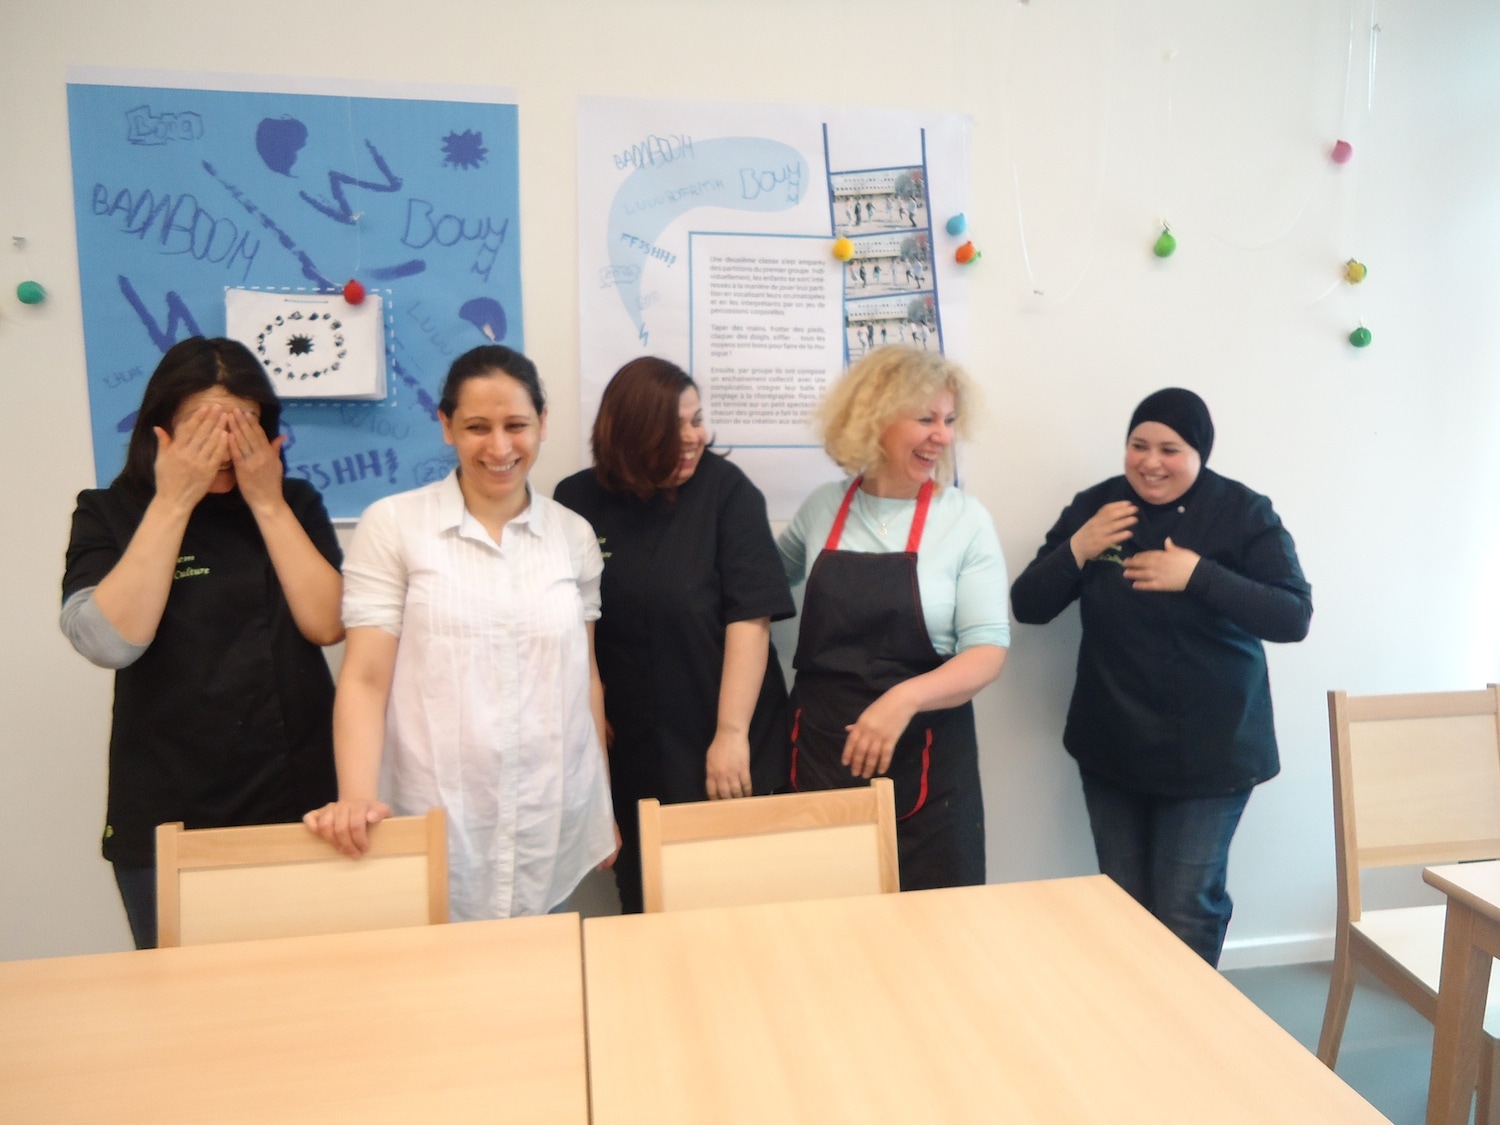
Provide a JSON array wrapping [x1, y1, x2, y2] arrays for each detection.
[[578, 97, 972, 518]]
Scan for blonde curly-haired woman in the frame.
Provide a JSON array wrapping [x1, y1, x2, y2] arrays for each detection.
[[778, 346, 1008, 890]]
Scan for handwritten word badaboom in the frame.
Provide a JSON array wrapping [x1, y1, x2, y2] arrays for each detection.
[[619, 233, 676, 267], [91, 184, 261, 282], [401, 200, 508, 282], [124, 105, 204, 145], [612, 134, 694, 171], [740, 163, 802, 204]]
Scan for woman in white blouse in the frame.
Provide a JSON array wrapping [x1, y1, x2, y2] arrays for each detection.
[[304, 346, 617, 919]]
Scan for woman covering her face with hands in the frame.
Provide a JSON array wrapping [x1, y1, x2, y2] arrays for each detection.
[[304, 345, 616, 921], [778, 346, 1009, 892], [1009, 388, 1312, 966], [61, 336, 344, 949], [554, 357, 794, 913]]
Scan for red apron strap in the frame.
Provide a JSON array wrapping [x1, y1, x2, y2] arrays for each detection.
[[827, 476, 936, 553], [824, 476, 864, 551], [905, 479, 935, 553]]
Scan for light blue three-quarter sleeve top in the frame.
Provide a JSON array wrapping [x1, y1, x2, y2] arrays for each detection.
[[777, 478, 1011, 656]]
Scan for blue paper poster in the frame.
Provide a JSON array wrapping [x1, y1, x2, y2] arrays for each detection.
[[66, 74, 522, 517]]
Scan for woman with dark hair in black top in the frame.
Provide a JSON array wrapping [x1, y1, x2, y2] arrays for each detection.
[[1010, 388, 1311, 966], [61, 336, 343, 948], [555, 356, 794, 913]]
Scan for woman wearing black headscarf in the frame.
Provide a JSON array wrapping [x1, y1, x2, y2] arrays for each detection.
[[1010, 388, 1311, 966]]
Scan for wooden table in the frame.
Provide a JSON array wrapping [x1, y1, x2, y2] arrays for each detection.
[[583, 876, 1388, 1124], [0, 914, 589, 1124], [1423, 860, 1500, 1125]]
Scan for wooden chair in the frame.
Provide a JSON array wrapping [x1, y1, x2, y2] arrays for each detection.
[[1318, 687, 1500, 1122], [155, 809, 448, 947], [638, 778, 899, 913]]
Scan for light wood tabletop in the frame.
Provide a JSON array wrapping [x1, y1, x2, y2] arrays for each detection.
[[0, 913, 589, 1124], [583, 876, 1388, 1124], [1423, 860, 1500, 1125]]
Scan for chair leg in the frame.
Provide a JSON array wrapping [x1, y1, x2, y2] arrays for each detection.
[[1477, 1036, 1500, 1125], [1318, 945, 1358, 1069]]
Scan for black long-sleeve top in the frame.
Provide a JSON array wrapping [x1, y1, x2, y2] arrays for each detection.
[[1010, 469, 1312, 797]]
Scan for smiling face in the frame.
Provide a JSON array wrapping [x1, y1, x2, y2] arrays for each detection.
[[440, 370, 546, 514], [869, 390, 956, 498], [1124, 421, 1201, 505], [667, 386, 708, 487], [172, 386, 261, 494]]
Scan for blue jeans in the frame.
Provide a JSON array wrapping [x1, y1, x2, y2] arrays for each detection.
[[1079, 771, 1252, 968], [113, 864, 157, 950]]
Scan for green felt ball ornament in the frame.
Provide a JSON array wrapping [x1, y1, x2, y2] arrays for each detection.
[[1153, 228, 1177, 258], [16, 280, 46, 305], [1348, 326, 1372, 348]]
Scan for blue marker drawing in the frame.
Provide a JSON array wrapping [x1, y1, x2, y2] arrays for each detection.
[[255, 117, 308, 175], [202, 160, 335, 289], [117, 275, 204, 353], [298, 139, 403, 226], [607, 136, 806, 341], [459, 297, 506, 342], [369, 259, 426, 280], [442, 130, 488, 170]]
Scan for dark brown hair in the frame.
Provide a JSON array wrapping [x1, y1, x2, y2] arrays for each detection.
[[439, 345, 545, 419], [591, 357, 702, 500], [116, 337, 281, 502]]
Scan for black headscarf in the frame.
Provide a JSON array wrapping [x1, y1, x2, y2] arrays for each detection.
[[1128, 388, 1214, 464]]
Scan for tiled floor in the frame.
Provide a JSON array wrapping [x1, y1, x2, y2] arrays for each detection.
[[1224, 962, 1455, 1125]]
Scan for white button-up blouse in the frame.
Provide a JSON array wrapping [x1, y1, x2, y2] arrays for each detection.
[[342, 472, 615, 919]]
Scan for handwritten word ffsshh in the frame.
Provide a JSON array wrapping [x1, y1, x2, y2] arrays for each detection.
[[740, 163, 802, 204], [292, 447, 399, 491], [619, 233, 676, 267], [125, 105, 204, 145], [612, 134, 694, 171], [91, 184, 260, 282], [401, 200, 508, 283]]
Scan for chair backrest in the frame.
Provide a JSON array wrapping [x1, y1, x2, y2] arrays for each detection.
[[639, 778, 899, 913], [155, 809, 448, 947], [1329, 687, 1500, 922]]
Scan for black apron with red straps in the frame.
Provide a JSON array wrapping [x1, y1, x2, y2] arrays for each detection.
[[789, 478, 985, 890]]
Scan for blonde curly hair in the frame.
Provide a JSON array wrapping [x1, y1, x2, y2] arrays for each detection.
[[817, 346, 977, 483]]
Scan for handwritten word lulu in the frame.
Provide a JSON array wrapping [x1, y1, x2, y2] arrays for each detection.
[[619, 233, 677, 267], [92, 185, 260, 282]]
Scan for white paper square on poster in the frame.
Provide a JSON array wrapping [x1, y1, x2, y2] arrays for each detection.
[[225, 289, 387, 399]]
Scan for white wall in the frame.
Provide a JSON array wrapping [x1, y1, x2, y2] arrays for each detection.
[[2, 0, 1497, 963]]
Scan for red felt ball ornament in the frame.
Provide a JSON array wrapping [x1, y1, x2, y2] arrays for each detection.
[[343, 279, 367, 305]]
